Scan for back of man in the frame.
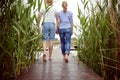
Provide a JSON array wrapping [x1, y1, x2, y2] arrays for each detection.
[[37, 0, 57, 61]]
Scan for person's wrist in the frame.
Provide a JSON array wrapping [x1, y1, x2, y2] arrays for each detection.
[[37, 25, 39, 28]]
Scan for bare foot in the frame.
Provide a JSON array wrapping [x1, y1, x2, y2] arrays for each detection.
[[64, 54, 69, 62], [43, 54, 47, 62], [65, 58, 68, 62], [49, 56, 52, 60], [49, 58, 52, 60]]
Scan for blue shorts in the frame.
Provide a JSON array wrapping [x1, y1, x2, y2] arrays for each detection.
[[42, 22, 55, 41]]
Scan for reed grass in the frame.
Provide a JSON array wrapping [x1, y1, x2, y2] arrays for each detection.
[[76, 0, 120, 80], [0, 0, 42, 79]]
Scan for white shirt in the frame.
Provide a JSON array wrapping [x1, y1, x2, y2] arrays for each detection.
[[40, 6, 57, 23]]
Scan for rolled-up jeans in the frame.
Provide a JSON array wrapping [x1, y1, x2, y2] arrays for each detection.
[[59, 28, 72, 55]]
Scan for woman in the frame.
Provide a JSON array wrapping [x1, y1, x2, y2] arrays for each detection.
[[56, 1, 73, 62]]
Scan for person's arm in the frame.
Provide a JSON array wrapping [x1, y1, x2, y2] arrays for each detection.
[[70, 12, 73, 34], [56, 13, 60, 34], [71, 22, 73, 32], [37, 12, 43, 29]]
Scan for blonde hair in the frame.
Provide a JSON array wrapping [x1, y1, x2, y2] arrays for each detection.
[[62, 1, 68, 7]]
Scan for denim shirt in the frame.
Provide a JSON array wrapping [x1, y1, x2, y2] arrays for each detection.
[[58, 11, 73, 29]]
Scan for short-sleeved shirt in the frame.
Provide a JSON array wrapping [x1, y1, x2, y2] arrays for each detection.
[[40, 6, 57, 23], [58, 11, 73, 29]]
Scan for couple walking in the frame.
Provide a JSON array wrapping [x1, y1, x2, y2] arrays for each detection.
[[37, 0, 73, 62]]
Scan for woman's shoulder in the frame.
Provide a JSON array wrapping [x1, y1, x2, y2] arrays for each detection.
[[67, 11, 73, 16], [67, 10, 72, 14], [58, 11, 63, 14]]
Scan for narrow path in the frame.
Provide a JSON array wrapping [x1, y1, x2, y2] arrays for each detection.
[[14, 45, 102, 80]]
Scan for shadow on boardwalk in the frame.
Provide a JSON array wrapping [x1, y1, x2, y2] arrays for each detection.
[[14, 45, 102, 80]]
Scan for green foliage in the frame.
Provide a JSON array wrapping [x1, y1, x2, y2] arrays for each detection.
[[0, 0, 42, 79], [77, 0, 119, 80]]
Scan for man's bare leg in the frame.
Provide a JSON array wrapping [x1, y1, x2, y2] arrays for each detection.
[[49, 40, 53, 60], [42, 41, 47, 61]]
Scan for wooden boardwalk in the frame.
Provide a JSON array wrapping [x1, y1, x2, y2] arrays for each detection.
[[14, 45, 102, 80]]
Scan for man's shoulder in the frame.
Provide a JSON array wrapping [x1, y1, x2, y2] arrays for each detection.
[[40, 6, 56, 13], [40, 7, 45, 13]]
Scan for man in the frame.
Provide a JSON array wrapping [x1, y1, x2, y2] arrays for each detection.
[[37, 0, 57, 61], [56, 1, 73, 62]]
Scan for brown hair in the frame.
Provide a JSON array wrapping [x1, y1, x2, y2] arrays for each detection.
[[46, 0, 53, 5]]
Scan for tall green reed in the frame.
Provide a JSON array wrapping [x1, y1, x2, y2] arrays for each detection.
[[77, 0, 119, 80], [0, 0, 17, 79], [0, 0, 43, 79]]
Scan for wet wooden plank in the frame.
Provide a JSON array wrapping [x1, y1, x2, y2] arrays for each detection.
[[13, 45, 102, 80]]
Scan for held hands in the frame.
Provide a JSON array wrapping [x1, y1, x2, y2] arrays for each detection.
[[56, 29, 59, 34], [56, 25, 59, 34]]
